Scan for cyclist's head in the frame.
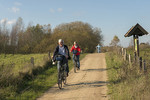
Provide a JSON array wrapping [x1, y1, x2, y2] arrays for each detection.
[[74, 41, 77, 45], [58, 39, 64, 47], [74, 41, 78, 48]]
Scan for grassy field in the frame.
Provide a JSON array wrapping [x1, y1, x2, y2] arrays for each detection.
[[0, 54, 48, 75], [0, 53, 87, 100], [106, 47, 150, 100], [127, 46, 150, 61]]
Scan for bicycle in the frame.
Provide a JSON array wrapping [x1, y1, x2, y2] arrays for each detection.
[[72, 50, 79, 73], [55, 55, 67, 89]]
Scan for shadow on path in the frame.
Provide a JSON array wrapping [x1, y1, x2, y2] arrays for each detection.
[[82, 68, 107, 72]]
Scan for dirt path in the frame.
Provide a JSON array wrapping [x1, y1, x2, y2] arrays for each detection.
[[37, 53, 108, 100]]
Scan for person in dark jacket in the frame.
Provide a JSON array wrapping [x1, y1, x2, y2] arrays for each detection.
[[53, 39, 70, 76]]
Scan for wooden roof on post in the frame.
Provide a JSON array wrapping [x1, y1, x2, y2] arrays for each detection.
[[124, 23, 149, 37]]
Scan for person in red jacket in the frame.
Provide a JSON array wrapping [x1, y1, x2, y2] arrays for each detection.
[[70, 41, 81, 69]]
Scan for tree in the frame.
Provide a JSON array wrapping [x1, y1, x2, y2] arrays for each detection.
[[48, 21, 103, 53], [10, 17, 24, 54], [110, 35, 120, 46], [0, 19, 9, 54]]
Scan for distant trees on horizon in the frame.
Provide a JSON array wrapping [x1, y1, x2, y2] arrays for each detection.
[[0, 17, 103, 54]]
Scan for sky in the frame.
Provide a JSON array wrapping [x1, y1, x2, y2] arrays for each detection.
[[0, 0, 150, 47]]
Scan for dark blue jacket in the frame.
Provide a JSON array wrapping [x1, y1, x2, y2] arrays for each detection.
[[53, 45, 71, 61]]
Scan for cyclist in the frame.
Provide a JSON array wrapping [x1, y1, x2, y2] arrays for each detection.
[[52, 39, 71, 76], [70, 41, 81, 69], [96, 44, 101, 53]]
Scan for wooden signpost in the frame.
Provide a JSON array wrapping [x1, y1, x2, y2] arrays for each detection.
[[124, 23, 149, 58]]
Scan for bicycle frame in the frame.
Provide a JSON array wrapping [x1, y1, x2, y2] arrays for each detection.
[[56, 55, 67, 89]]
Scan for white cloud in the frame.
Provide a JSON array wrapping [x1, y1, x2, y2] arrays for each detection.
[[50, 8, 63, 13], [7, 19, 16, 25], [57, 8, 63, 12], [14, 2, 22, 6], [50, 8, 55, 13], [11, 7, 20, 13], [0, 18, 16, 25], [0, 18, 8, 23]]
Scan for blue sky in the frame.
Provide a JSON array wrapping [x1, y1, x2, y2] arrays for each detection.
[[0, 0, 150, 47]]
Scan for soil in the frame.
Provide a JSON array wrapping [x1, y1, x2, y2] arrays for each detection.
[[37, 53, 108, 100]]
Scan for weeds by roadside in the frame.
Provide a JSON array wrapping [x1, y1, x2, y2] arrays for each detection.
[[106, 50, 150, 100]]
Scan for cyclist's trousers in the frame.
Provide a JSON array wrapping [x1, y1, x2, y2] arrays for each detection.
[[73, 54, 80, 68], [57, 61, 69, 73]]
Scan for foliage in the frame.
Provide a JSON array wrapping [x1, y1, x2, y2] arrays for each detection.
[[106, 47, 150, 100], [0, 18, 103, 54], [50, 21, 103, 53], [110, 35, 120, 46]]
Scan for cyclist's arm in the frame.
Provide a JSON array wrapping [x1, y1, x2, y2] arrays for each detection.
[[78, 47, 81, 53], [53, 46, 59, 61], [70, 46, 74, 52], [65, 45, 71, 59]]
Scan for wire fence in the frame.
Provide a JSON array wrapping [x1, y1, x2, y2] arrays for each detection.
[[120, 48, 150, 73]]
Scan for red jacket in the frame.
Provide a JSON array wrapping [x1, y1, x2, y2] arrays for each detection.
[[70, 45, 81, 55]]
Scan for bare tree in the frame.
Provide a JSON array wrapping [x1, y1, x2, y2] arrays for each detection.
[[10, 17, 24, 46], [10, 17, 24, 54], [0, 19, 9, 54]]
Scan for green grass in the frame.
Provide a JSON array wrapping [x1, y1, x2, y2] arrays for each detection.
[[0, 53, 87, 100], [0, 53, 48, 76], [106, 47, 150, 100], [127, 47, 150, 61]]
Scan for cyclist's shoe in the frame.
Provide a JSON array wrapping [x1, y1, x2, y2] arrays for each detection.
[[64, 71, 67, 77], [78, 67, 80, 70], [52, 61, 56, 65], [67, 72, 69, 77]]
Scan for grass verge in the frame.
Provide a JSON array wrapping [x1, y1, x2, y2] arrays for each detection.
[[6, 53, 87, 100], [106, 51, 150, 100]]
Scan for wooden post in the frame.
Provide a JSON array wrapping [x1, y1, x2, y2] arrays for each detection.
[[143, 60, 146, 73], [124, 49, 127, 60], [31, 57, 34, 67], [134, 51, 136, 61], [122, 48, 124, 56], [119, 48, 121, 55], [136, 35, 140, 57], [139, 57, 142, 70], [133, 35, 135, 53], [48, 51, 51, 60], [129, 54, 131, 64]]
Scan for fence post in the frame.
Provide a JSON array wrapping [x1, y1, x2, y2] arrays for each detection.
[[124, 49, 127, 60], [134, 51, 136, 61], [119, 48, 122, 55], [139, 57, 142, 70], [129, 54, 131, 64], [48, 51, 51, 60], [31, 57, 34, 67], [122, 48, 124, 56], [143, 60, 146, 73]]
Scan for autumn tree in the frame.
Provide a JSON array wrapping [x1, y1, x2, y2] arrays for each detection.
[[46, 21, 103, 53], [110, 35, 120, 46], [0, 19, 9, 54]]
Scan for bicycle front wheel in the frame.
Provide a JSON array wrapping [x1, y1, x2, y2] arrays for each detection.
[[63, 76, 67, 85], [58, 72, 62, 89]]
